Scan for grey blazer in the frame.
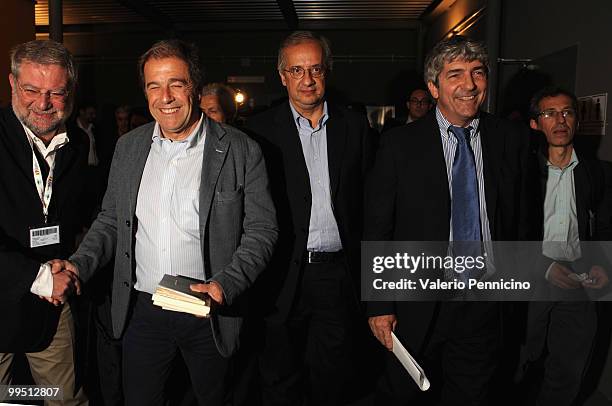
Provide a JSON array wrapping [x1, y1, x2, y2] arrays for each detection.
[[71, 117, 278, 357]]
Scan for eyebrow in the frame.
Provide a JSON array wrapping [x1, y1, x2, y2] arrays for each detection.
[[146, 77, 190, 88]]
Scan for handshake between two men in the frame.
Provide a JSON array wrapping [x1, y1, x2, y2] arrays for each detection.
[[36, 259, 226, 307], [38, 259, 82, 306]]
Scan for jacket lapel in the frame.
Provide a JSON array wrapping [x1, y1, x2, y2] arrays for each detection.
[[326, 105, 346, 201], [128, 127, 153, 215], [199, 118, 229, 231], [478, 114, 501, 236], [423, 113, 451, 236], [573, 159, 590, 238], [1, 108, 37, 187], [275, 103, 311, 199]]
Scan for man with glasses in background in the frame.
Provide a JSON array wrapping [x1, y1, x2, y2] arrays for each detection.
[[516, 86, 611, 406], [0, 40, 90, 405], [383, 87, 432, 133], [247, 30, 372, 405]]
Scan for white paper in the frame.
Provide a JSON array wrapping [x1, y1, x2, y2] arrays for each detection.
[[391, 332, 430, 391]]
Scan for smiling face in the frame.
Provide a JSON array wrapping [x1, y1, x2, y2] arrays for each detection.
[[530, 94, 576, 148], [279, 40, 326, 116], [144, 56, 200, 140], [427, 58, 487, 126], [9, 61, 72, 140]]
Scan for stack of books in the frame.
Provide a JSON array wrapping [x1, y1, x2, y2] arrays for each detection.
[[152, 274, 211, 317]]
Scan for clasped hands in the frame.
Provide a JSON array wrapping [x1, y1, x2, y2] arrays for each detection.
[[40, 259, 81, 306], [548, 262, 609, 290]]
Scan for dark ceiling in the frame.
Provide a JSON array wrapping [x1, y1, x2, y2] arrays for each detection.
[[35, 0, 438, 31]]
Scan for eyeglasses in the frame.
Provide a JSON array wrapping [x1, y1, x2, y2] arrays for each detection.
[[16, 81, 69, 103], [283, 65, 326, 80], [409, 98, 431, 106], [537, 108, 576, 120]]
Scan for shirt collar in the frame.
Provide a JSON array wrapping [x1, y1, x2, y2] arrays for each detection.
[[546, 148, 579, 170], [20, 121, 69, 157], [289, 100, 329, 130], [77, 118, 93, 132], [435, 106, 480, 141], [151, 113, 205, 149]]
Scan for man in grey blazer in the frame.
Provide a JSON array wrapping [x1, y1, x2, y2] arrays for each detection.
[[53, 40, 277, 406]]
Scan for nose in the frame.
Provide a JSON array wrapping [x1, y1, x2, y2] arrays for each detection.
[[161, 85, 174, 103], [463, 72, 476, 91], [302, 69, 315, 85], [36, 92, 53, 110], [555, 111, 567, 123]]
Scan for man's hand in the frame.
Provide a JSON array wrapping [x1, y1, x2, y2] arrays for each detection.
[[368, 314, 397, 351], [48, 259, 81, 304], [190, 281, 224, 305], [583, 265, 609, 289], [547, 262, 581, 290]]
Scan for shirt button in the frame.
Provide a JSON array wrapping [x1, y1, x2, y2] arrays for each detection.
[[124, 252, 130, 258], [125, 220, 131, 227]]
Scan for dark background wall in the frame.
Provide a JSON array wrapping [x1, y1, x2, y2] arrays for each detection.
[[499, 0, 612, 160], [63, 27, 421, 115]]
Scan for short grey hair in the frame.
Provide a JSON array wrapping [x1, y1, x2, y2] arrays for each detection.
[[200, 82, 237, 122], [10, 40, 77, 89], [424, 35, 489, 86], [277, 30, 333, 72]]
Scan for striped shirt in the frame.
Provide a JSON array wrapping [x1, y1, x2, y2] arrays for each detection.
[[134, 114, 207, 294], [542, 149, 581, 261], [436, 108, 495, 280], [435, 107, 491, 242]]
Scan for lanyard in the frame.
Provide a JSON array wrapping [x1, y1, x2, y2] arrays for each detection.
[[25, 134, 66, 223]]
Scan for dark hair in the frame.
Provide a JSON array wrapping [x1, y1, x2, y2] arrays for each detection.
[[529, 86, 578, 119], [277, 31, 333, 72], [200, 83, 237, 123], [424, 35, 489, 86], [138, 39, 202, 98], [10, 40, 77, 90]]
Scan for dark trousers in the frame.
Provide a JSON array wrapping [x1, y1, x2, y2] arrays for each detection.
[[377, 303, 501, 406], [122, 292, 229, 406], [521, 301, 597, 406], [260, 260, 358, 406]]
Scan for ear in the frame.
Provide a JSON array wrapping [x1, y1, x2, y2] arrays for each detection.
[[427, 81, 439, 100], [279, 70, 287, 87], [8, 73, 16, 92], [529, 119, 539, 131]]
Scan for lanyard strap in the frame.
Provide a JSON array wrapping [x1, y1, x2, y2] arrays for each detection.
[[26, 136, 62, 223]]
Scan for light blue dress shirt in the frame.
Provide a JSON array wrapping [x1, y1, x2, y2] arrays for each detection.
[[134, 114, 207, 294], [542, 149, 581, 261], [289, 101, 343, 252]]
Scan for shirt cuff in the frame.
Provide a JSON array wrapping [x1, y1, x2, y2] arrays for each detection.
[[544, 262, 556, 281], [30, 263, 53, 297]]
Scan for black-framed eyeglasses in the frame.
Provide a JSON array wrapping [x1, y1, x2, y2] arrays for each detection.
[[537, 108, 576, 120], [283, 65, 326, 80], [409, 98, 431, 106], [16, 80, 69, 103]]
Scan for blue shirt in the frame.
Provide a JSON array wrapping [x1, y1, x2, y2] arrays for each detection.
[[289, 101, 343, 252], [134, 114, 207, 294]]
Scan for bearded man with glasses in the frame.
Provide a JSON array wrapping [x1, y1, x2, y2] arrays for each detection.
[[246, 30, 373, 405], [0, 40, 91, 405]]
